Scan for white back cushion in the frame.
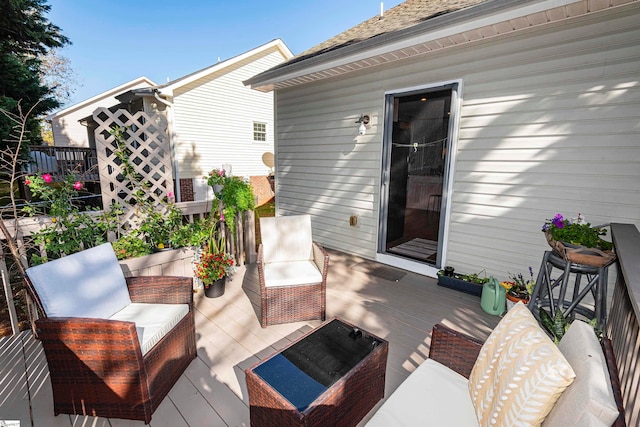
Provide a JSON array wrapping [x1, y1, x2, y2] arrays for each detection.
[[260, 215, 314, 263], [543, 320, 619, 426], [26, 242, 131, 319]]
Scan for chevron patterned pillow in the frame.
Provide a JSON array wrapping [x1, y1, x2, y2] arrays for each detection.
[[468, 303, 576, 426]]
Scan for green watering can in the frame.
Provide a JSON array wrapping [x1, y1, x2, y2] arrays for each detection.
[[481, 276, 506, 316]]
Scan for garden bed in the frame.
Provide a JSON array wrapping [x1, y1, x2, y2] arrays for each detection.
[[119, 247, 195, 278]]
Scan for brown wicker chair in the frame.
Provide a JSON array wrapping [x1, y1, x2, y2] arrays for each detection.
[[257, 215, 329, 327], [24, 243, 197, 424]]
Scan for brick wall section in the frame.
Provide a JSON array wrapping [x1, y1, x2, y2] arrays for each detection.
[[250, 176, 274, 207], [179, 179, 194, 202]]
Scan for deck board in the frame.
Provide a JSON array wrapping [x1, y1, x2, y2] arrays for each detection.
[[0, 249, 500, 426]]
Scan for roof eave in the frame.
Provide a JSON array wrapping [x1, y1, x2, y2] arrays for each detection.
[[244, 0, 586, 91]]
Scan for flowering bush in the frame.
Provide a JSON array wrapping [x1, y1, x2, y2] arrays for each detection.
[[23, 174, 119, 264], [207, 168, 227, 187], [542, 213, 612, 251]]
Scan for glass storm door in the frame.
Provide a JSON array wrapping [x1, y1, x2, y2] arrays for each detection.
[[380, 86, 455, 266]]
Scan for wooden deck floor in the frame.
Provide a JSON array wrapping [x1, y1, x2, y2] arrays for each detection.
[[0, 249, 500, 426]]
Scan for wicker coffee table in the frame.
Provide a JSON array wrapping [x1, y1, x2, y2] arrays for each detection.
[[246, 318, 388, 427]]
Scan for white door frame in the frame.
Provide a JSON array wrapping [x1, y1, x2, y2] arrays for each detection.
[[376, 79, 463, 278]]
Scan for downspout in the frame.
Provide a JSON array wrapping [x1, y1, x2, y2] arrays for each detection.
[[152, 89, 181, 202]]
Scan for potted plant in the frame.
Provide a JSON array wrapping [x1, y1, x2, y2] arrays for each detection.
[[542, 213, 615, 267], [207, 168, 227, 195], [437, 267, 490, 297], [501, 268, 535, 311], [195, 222, 235, 298]]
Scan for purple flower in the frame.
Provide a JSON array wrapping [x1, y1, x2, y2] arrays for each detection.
[[552, 214, 565, 229]]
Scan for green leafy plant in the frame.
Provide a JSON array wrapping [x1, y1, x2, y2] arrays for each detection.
[[112, 232, 152, 260], [169, 218, 212, 249], [542, 213, 612, 251], [539, 307, 600, 344], [207, 172, 255, 239], [139, 201, 183, 250]]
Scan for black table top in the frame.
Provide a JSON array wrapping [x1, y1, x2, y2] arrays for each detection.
[[252, 318, 383, 411]]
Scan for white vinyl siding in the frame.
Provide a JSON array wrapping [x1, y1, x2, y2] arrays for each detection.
[[50, 80, 154, 147], [172, 49, 284, 179], [274, 4, 640, 278]]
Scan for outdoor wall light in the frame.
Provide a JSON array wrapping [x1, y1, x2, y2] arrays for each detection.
[[356, 114, 370, 135]]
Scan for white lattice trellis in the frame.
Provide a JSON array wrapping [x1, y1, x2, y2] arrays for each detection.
[[93, 108, 173, 230]]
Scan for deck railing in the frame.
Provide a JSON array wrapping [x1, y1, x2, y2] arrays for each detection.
[[27, 146, 99, 181], [608, 223, 640, 426]]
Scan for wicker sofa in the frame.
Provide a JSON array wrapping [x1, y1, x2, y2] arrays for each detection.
[[25, 243, 197, 424], [366, 304, 624, 426]]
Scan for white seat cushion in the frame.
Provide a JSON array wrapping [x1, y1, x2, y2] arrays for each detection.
[[110, 303, 189, 355], [366, 359, 478, 427], [26, 242, 131, 319], [543, 320, 619, 426], [263, 260, 323, 287]]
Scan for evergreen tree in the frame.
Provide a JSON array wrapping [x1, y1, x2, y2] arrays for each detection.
[[0, 0, 70, 147]]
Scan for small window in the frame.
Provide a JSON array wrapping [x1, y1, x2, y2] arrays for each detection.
[[253, 122, 266, 142]]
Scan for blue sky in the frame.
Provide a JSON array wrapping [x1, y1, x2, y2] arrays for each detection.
[[48, 1, 405, 106]]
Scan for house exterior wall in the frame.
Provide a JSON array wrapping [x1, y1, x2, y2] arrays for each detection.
[[50, 80, 154, 148], [273, 6, 640, 278], [171, 49, 285, 187]]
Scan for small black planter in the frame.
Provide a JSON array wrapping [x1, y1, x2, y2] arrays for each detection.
[[437, 275, 483, 297], [204, 277, 226, 298]]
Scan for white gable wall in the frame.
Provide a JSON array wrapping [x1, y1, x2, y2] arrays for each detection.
[[273, 5, 640, 278], [172, 49, 285, 187], [50, 80, 154, 147]]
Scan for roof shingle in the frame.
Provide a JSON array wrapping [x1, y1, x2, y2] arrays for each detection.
[[295, 0, 487, 62]]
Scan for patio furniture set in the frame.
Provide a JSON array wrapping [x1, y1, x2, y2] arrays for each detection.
[[22, 214, 625, 426]]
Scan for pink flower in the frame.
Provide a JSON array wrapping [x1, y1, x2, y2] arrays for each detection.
[[73, 181, 83, 190], [42, 173, 52, 183], [220, 213, 225, 222], [217, 169, 225, 177], [24, 178, 31, 186], [168, 191, 174, 199]]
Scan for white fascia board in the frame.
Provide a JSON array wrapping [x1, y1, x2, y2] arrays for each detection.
[[248, 0, 584, 89], [160, 39, 293, 93], [46, 76, 156, 120]]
